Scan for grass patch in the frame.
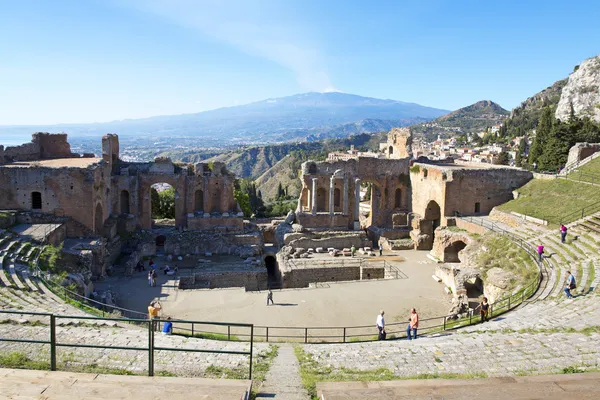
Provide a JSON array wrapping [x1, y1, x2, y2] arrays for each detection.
[[294, 346, 485, 399], [0, 352, 49, 370], [498, 178, 600, 225], [475, 232, 539, 294], [204, 345, 278, 382]]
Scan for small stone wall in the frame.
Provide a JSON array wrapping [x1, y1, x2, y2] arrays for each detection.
[[361, 266, 385, 280], [489, 208, 522, 228], [282, 266, 361, 288], [295, 214, 351, 230], [285, 232, 370, 250], [187, 216, 244, 232], [453, 218, 488, 235], [187, 270, 269, 291]]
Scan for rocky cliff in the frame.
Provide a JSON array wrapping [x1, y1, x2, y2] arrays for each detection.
[[556, 55, 600, 123]]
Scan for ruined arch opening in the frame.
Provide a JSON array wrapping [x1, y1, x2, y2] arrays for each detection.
[[94, 203, 104, 235], [444, 240, 467, 263], [150, 183, 175, 227], [194, 189, 204, 212], [394, 188, 402, 208], [334, 187, 341, 209], [120, 190, 130, 214], [211, 187, 221, 213], [388, 146, 394, 155], [156, 235, 166, 249], [31, 192, 42, 210], [264, 256, 278, 287], [307, 163, 317, 174], [424, 200, 441, 230], [316, 187, 327, 212]]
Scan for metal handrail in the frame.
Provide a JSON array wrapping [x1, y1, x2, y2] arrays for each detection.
[[0, 310, 254, 379]]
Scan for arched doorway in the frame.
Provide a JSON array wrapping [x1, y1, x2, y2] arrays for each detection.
[[151, 183, 175, 227], [388, 146, 394, 155], [424, 200, 441, 230], [444, 241, 467, 262], [120, 190, 130, 214], [265, 256, 278, 288], [156, 235, 167, 254], [194, 190, 204, 212], [394, 188, 402, 208], [95, 203, 104, 235], [211, 188, 221, 213], [31, 192, 42, 210], [334, 188, 341, 210], [316, 188, 327, 212]]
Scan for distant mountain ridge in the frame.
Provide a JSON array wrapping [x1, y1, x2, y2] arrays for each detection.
[[0, 92, 448, 147], [411, 100, 509, 139]]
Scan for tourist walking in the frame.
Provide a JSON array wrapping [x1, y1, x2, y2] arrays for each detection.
[[407, 308, 418, 340], [376, 310, 386, 340], [476, 297, 490, 323], [560, 224, 568, 244], [351, 245, 356, 257], [266, 290, 274, 305], [147, 270, 153, 286], [537, 244, 544, 262], [379, 243, 383, 256], [564, 271, 576, 298], [151, 269, 157, 287]]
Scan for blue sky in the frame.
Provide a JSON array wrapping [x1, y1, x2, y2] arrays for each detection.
[[0, 0, 599, 125]]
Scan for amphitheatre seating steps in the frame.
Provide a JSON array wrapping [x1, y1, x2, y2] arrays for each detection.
[[0, 322, 270, 377], [301, 295, 600, 380], [20, 270, 39, 292], [0, 255, 13, 288], [7, 259, 27, 290]]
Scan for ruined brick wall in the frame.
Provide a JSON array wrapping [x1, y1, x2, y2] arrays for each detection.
[[285, 232, 370, 249], [411, 163, 533, 222], [385, 127, 413, 159], [0, 164, 101, 231], [1, 133, 75, 163]]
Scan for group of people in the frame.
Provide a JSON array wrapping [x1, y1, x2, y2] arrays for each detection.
[[376, 308, 419, 341], [147, 300, 173, 334], [135, 258, 179, 286], [537, 224, 579, 298]]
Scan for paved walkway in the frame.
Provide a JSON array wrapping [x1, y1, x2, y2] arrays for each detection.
[[317, 372, 600, 399], [256, 344, 309, 400], [0, 368, 251, 400]]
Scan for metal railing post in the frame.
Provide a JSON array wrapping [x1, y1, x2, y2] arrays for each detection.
[[228, 325, 231, 340], [304, 328, 308, 343], [443, 316, 446, 331], [266, 327, 269, 342], [249, 325, 254, 380], [343, 328, 346, 343], [50, 314, 56, 371], [508, 296, 511, 310], [191, 322, 194, 337], [148, 320, 154, 376]]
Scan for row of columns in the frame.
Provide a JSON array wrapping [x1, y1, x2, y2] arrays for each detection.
[[308, 175, 356, 218]]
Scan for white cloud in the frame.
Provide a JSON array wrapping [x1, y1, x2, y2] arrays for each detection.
[[120, 0, 335, 92]]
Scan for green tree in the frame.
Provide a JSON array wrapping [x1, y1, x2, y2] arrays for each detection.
[[234, 190, 252, 217], [528, 107, 553, 166], [494, 151, 510, 165], [515, 138, 527, 167]]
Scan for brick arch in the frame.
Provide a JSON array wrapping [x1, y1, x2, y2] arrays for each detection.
[[139, 175, 185, 230]]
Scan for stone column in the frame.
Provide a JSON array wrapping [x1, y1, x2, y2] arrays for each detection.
[[329, 176, 335, 215], [354, 178, 361, 229], [343, 176, 349, 215], [311, 178, 318, 215]]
